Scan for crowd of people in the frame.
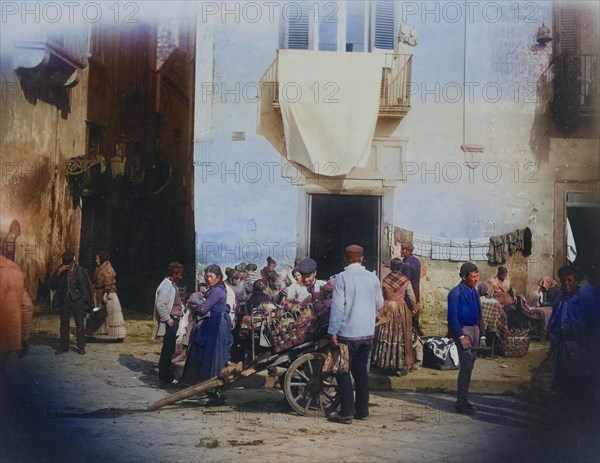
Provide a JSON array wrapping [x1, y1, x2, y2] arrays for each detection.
[[448, 259, 600, 417], [149, 242, 591, 421], [2, 241, 597, 425], [152, 244, 426, 391]]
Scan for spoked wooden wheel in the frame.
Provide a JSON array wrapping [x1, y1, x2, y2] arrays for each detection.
[[283, 352, 339, 417]]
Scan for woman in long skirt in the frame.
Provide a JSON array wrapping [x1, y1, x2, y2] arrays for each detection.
[[86, 250, 126, 341], [372, 258, 416, 374], [181, 265, 233, 385]]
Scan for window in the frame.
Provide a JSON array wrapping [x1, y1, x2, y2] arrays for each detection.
[[86, 122, 104, 156], [346, 1, 366, 52], [318, 2, 338, 51], [283, 1, 398, 52]]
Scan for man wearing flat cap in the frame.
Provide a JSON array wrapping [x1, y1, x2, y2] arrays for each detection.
[[447, 262, 486, 414], [276, 257, 327, 305], [154, 261, 185, 385], [327, 245, 384, 424], [50, 250, 94, 355]]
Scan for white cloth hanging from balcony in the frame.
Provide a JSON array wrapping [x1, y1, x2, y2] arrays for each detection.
[[277, 50, 383, 176]]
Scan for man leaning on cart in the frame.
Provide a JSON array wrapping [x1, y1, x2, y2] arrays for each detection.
[[327, 245, 384, 424]]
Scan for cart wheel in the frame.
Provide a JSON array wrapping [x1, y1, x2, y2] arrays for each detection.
[[283, 353, 339, 417]]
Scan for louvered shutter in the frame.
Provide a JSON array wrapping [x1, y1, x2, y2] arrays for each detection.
[[287, 3, 309, 49], [556, 3, 577, 55], [374, 0, 395, 50]]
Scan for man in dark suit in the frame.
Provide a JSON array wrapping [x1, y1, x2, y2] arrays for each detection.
[[50, 250, 94, 355]]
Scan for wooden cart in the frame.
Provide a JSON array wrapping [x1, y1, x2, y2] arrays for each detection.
[[148, 300, 339, 416]]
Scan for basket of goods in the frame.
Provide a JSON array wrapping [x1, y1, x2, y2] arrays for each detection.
[[239, 302, 276, 338], [498, 328, 530, 357], [267, 311, 302, 352], [265, 300, 331, 353]]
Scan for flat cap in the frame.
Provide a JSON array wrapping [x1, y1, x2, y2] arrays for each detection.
[[345, 244, 364, 261], [297, 258, 317, 275]]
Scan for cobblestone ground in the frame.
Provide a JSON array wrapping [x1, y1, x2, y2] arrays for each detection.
[[1, 316, 598, 463]]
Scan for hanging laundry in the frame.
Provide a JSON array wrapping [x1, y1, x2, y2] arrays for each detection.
[[487, 227, 532, 263]]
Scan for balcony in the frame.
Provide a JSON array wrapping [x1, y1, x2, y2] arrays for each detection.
[[261, 51, 412, 120]]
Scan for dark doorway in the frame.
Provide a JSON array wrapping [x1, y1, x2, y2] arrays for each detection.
[[309, 194, 380, 280], [566, 191, 600, 272], [567, 205, 600, 272]]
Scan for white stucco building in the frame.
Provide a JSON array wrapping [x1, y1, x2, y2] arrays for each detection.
[[192, 1, 599, 334]]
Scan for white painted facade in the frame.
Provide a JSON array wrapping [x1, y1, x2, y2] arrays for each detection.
[[192, 1, 599, 332]]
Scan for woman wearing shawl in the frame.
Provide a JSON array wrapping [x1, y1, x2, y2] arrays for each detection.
[[86, 250, 126, 341], [372, 258, 417, 374], [486, 266, 516, 307], [181, 265, 233, 385]]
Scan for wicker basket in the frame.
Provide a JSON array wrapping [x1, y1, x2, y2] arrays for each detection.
[[267, 306, 330, 353], [499, 328, 530, 357]]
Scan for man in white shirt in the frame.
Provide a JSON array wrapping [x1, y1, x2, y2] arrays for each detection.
[[276, 258, 327, 305], [327, 245, 384, 424], [154, 261, 184, 385]]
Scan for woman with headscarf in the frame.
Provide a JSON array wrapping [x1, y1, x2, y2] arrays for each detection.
[[181, 265, 233, 385], [372, 258, 417, 375], [86, 250, 126, 342]]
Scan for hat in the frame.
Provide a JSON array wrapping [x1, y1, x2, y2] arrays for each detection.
[[297, 258, 317, 275], [345, 245, 364, 262], [61, 250, 75, 264], [167, 261, 184, 272], [459, 262, 478, 277]]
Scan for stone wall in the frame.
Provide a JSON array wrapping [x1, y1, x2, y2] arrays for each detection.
[[419, 254, 529, 337], [0, 34, 89, 297]]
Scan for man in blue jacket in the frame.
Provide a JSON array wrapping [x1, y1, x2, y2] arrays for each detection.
[[447, 262, 486, 414], [327, 245, 384, 424]]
